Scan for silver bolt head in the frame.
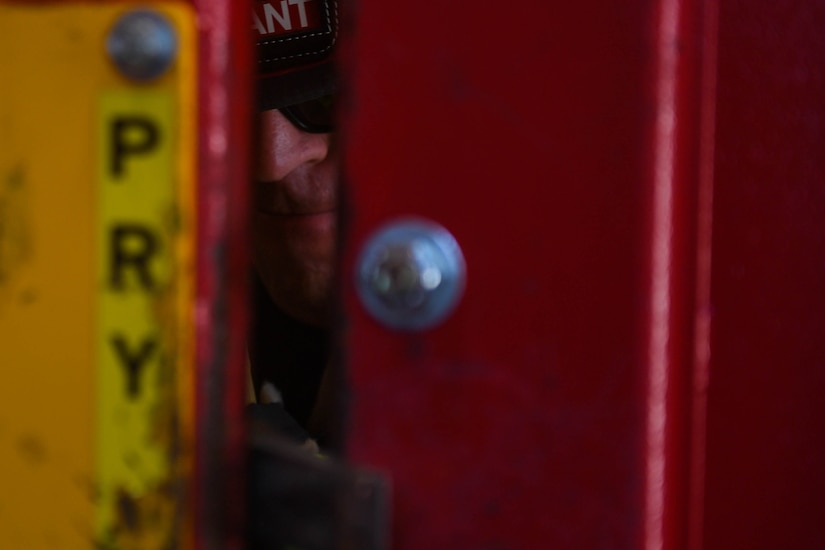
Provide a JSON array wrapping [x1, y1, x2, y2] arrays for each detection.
[[356, 218, 466, 331], [369, 242, 442, 310], [107, 10, 177, 81]]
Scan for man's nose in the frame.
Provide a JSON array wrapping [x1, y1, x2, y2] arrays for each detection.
[[257, 109, 332, 181]]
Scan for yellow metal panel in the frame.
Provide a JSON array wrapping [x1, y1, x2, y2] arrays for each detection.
[[0, 3, 196, 548]]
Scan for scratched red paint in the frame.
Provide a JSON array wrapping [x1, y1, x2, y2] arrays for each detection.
[[193, 0, 253, 545]]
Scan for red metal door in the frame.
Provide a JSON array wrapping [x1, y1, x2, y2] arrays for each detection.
[[340, 0, 825, 548]]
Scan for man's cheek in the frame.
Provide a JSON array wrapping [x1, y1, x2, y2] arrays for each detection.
[[268, 215, 335, 261]]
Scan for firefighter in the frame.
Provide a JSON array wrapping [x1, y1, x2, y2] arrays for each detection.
[[247, 0, 341, 452]]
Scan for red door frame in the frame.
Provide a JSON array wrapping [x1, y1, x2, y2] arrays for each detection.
[[194, 0, 253, 545]]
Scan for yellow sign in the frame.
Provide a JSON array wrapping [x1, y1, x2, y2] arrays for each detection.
[[0, 4, 196, 548]]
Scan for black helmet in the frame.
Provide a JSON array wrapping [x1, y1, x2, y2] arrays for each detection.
[[254, 0, 338, 112]]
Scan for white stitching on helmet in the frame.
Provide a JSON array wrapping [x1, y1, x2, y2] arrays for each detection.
[[258, 0, 338, 62]]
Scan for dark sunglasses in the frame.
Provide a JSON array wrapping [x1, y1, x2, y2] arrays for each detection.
[[279, 95, 335, 134]]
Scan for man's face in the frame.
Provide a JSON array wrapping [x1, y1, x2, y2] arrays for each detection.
[[252, 108, 339, 327]]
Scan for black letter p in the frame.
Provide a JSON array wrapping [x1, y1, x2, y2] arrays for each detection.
[[111, 116, 159, 178]]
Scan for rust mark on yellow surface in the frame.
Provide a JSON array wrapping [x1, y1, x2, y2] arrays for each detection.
[[15, 433, 47, 465], [93, 482, 180, 550], [0, 165, 32, 308]]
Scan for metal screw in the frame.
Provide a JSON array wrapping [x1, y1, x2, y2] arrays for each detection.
[[106, 10, 177, 82], [356, 218, 466, 331]]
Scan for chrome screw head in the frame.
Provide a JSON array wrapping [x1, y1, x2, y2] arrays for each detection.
[[106, 10, 177, 82], [356, 218, 466, 331]]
